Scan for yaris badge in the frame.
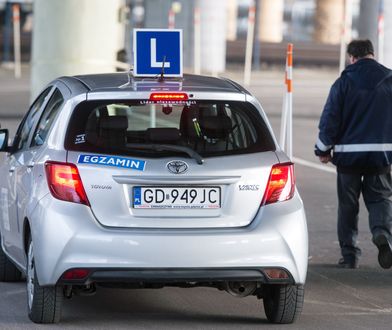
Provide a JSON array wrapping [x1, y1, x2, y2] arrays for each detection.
[[167, 160, 188, 174]]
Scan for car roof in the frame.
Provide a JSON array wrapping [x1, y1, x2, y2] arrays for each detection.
[[58, 73, 249, 95]]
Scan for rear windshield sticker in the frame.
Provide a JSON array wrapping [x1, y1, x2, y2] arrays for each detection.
[[74, 134, 86, 144], [77, 154, 146, 171]]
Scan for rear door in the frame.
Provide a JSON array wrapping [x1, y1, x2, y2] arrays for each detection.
[[1, 87, 53, 263], [65, 97, 278, 229]]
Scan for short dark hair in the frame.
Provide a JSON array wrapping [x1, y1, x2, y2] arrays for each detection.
[[347, 39, 374, 58]]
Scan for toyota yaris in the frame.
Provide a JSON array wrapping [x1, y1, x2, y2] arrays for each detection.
[[0, 72, 307, 324]]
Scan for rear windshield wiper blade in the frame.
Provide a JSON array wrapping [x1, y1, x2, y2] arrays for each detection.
[[126, 143, 204, 165]]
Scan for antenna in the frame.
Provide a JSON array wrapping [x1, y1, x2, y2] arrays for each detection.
[[118, 66, 133, 89], [158, 56, 166, 82]]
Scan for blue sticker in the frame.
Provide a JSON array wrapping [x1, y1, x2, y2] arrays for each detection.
[[77, 154, 146, 171], [133, 187, 141, 205]]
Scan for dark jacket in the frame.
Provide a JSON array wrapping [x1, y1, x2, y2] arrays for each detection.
[[315, 58, 392, 173]]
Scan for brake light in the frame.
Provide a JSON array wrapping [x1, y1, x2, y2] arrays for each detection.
[[45, 161, 90, 206], [262, 163, 295, 205], [149, 92, 188, 101]]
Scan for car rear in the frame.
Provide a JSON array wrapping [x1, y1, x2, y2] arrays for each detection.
[[31, 74, 307, 324]]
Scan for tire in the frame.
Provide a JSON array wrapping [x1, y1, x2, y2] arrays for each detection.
[[26, 237, 63, 324], [263, 284, 304, 324], [0, 234, 22, 282]]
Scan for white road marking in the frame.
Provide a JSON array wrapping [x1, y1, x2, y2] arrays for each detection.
[[292, 156, 336, 174], [305, 299, 392, 314]]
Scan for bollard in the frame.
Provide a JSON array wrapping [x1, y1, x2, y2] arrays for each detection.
[[12, 3, 21, 78], [168, 9, 175, 29], [243, 1, 255, 86], [280, 43, 293, 159]]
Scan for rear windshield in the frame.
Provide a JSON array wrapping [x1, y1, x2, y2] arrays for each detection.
[[65, 100, 275, 158]]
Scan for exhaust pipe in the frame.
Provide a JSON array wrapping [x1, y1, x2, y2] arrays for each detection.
[[224, 281, 257, 297]]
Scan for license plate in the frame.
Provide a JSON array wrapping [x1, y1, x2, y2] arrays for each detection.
[[133, 186, 221, 209]]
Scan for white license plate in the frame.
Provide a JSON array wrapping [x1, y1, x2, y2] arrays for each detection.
[[133, 186, 221, 209]]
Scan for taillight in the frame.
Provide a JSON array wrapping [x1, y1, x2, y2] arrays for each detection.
[[45, 161, 90, 206], [262, 163, 295, 205]]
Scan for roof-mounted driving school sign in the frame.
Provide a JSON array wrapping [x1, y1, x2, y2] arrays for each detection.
[[133, 29, 183, 77]]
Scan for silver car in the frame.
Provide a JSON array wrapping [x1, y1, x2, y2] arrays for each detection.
[[0, 73, 308, 324]]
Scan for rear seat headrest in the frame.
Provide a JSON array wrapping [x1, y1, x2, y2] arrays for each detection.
[[146, 128, 181, 143], [99, 116, 128, 130], [199, 116, 232, 139]]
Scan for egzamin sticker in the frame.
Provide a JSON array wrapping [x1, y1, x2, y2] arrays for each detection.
[[77, 154, 146, 171]]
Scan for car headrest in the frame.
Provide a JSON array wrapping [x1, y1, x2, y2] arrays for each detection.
[[179, 105, 199, 141], [199, 116, 232, 139], [99, 116, 128, 130], [146, 128, 181, 143]]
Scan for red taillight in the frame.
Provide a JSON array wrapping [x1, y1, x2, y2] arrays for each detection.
[[149, 92, 188, 101], [62, 269, 90, 280], [45, 161, 90, 206], [262, 163, 295, 205]]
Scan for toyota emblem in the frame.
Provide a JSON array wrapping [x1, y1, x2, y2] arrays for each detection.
[[167, 160, 188, 174]]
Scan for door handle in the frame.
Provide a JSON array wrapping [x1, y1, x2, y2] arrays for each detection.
[[9, 167, 15, 173]]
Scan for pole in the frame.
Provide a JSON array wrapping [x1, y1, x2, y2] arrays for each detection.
[[378, 0, 384, 64], [31, 0, 124, 99], [168, 8, 175, 29], [244, 1, 255, 86], [12, 4, 21, 78], [280, 44, 293, 155], [150, 104, 156, 128], [279, 57, 288, 150], [280, 94, 288, 151], [286, 43, 293, 159], [252, 0, 260, 71], [339, 0, 353, 73], [194, 4, 201, 75]]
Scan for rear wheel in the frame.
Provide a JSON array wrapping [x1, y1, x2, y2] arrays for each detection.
[[0, 234, 22, 282], [26, 237, 63, 324], [263, 284, 304, 324]]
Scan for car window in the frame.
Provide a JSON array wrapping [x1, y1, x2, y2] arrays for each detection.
[[12, 87, 52, 153], [31, 89, 64, 147], [65, 100, 275, 158]]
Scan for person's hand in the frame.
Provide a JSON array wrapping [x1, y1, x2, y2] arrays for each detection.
[[319, 155, 331, 164]]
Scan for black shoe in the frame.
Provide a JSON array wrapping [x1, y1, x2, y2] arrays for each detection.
[[338, 257, 359, 269], [373, 233, 392, 269]]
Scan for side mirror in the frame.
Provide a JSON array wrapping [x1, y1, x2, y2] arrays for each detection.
[[0, 129, 9, 152]]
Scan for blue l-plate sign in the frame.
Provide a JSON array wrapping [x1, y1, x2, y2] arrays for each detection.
[[133, 29, 183, 77]]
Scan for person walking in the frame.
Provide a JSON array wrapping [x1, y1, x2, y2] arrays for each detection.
[[315, 39, 392, 269]]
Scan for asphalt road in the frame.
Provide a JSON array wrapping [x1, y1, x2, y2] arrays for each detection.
[[0, 66, 391, 329]]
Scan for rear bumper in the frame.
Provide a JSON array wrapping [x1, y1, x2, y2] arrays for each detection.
[[30, 192, 308, 286], [58, 267, 294, 285]]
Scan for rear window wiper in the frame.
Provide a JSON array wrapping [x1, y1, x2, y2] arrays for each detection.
[[126, 143, 204, 165]]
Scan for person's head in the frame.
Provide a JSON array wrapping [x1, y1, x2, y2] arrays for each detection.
[[347, 39, 375, 64]]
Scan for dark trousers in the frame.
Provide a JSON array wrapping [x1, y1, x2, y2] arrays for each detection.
[[337, 172, 392, 261]]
